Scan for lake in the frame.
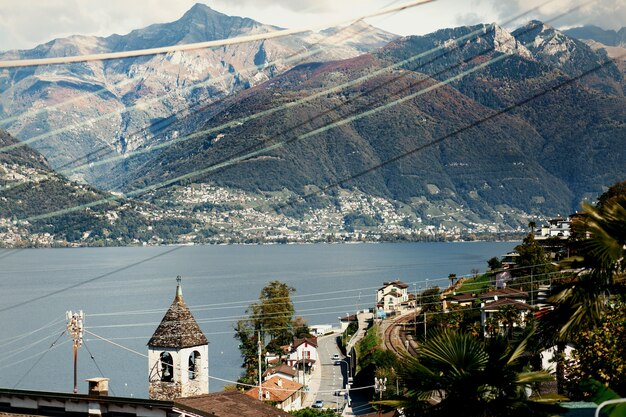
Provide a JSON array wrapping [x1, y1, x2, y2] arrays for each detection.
[[0, 242, 515, 397]]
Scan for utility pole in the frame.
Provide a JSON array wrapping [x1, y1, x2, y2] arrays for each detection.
[[374, 377, 387, 417], [257, 331, 263, 401], [413, 283, 418, 337], [66, 310, 84, 394], [530, 266, 534, 306]]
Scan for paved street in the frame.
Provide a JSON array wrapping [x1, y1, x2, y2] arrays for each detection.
[[310, 333, 349, 413]]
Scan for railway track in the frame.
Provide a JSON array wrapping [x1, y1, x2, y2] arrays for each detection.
[[382, 312, 419, 357]]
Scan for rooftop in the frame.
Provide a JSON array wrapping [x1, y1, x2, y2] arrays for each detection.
[[148, 282, 208, 348], [176, 390, 293, 417], [245, 377, 303, 403]]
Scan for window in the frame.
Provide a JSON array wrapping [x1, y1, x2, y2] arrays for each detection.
[[189, 351, 201, 380], [160, 352, 173, 382]]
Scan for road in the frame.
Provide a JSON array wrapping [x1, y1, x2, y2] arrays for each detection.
[[313, 333, 350, 413]]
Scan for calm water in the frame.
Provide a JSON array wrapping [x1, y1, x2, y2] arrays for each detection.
[[0, 242, 514, 397]]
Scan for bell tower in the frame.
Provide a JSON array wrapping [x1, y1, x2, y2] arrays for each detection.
[[148, 277, 209, 400]]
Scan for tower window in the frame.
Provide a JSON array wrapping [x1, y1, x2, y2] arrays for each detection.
[[160, 352, 173, 382], [189, 351, 201, 380]]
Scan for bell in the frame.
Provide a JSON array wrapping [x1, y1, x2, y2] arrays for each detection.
[[163, 367, 171, 378]]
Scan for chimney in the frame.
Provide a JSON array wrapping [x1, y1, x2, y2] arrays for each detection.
[[277, 378, 283, 388], [86, 378, 109, 396]]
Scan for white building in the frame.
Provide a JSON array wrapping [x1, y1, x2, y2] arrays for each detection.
[[148, 279, 209, 400], [376, 280, 409, 314]]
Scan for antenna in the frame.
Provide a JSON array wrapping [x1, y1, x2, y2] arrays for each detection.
[[66, 310, 84, 394]]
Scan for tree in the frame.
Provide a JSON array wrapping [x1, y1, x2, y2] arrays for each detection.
[[528, 221, 537, 234], [378, 331, 556, 417], [235, 281, 297, 383], [566, 300, 626, 397], [292, 316, 311, 339], [234, 319, 261, 386], [251, 280, 296, 344], [533, 186, 626, 393], [514, 233, 553, 278], [290, 408, 336, 417], [493, 305, 522, 340], [488, 256, 503, 271]]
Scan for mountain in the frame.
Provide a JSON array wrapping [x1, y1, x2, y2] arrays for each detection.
[[563, 25, 626, 47], [0, 129, 198, 246], [0, 3, 396, 186], [109, 21, 625, 232]]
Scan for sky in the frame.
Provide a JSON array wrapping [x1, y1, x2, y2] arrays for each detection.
[[0, 0, 624, 53]]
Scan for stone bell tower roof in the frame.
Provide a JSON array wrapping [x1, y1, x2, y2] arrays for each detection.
[[148, 279, 208, 348]]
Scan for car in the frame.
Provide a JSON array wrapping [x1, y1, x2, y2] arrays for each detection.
[[334, 390, 345, 396], [332, 353, 341, 361], [312, 400, 324, 408]]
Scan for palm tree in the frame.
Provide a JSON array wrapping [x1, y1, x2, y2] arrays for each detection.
[[494, 304, 523, 340], [378, 330, 556, 417], [547, 195, 626, 338], [533, 194, 626, 393]]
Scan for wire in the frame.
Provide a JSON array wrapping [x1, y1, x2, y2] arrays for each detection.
[[12, 330, 66, 388], [83, 339, 117, 396], [0, 8, 401, 160], [0, 316, 64, 348], [17, 2, 602, 224], [3, 0, 562, 203], [0, 245, 183, 314], [36, 3, 547, 185], [0, 0, 434, 69], [84, 330, 148, 358]]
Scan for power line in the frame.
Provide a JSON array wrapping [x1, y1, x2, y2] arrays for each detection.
[[12, 330, 66, 388], [0, 7, 401, 159], [0, 0, 434, 69], [16, 1, 599, 224], [3, 0, 560, 194], [0, 246, 183, 314]]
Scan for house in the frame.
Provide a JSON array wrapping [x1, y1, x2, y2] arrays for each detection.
[[287, 338, 318, 366], [177, 390, 294, 417], [535, 217, 571, 240], [245, 377, 304, 412], [376, 280, 409, 314], [445, 292, 477, 308], [481, 298, 532, 337], [310, 324, 333, 336], [286, 338, 318, 373], [499, 252, 520, 269], [339, 314, 357, 332], [479, 287, 528, 304], [0, 387, 293, 417], [263, 364, 298, 382]]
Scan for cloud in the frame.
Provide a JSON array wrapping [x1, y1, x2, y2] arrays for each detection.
[[487, 0, 626, 30], [0, 0, 197, 52], [1, 0, 623, 53]]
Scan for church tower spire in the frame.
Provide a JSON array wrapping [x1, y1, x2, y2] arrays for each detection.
[[148, 277, 209, 400]]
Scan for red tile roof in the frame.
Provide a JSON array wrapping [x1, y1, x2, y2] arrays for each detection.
[[480, 287, 528, 300], [245, 377, 303, 403], [483, 298, 532, 311], [293, 337, 317, 349], [379, 280, 409, 290], [264, 364, 297, 378], [176, 390, 293, 417]]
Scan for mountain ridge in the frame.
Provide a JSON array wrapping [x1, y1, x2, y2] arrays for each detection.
[[112, 21, 624, 228], [0, 4, 397, 184]]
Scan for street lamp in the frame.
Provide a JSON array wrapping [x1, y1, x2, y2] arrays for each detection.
[[374, 377, 387, 417], [338, 356, 352, 408]]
